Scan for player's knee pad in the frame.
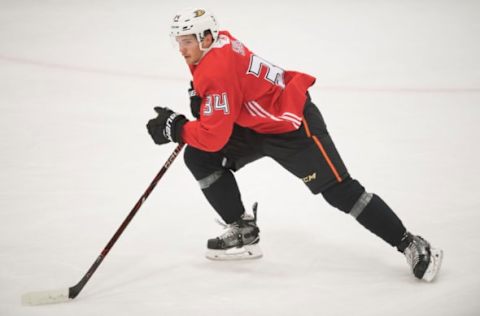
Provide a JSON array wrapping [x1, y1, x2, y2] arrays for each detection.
[[183, 145, 228, 189], [321, 178, 368, 214]]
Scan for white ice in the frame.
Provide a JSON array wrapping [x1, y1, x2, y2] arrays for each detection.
[[1, 0, 480, 315]]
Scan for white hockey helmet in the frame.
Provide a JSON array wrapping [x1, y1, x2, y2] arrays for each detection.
[[170, 8, 219, 42]]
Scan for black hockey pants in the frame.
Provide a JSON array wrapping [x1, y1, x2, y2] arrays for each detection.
[[183, 95, 407, 248]]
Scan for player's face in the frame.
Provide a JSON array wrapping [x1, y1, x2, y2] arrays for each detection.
[[176, 35, 203, 65]]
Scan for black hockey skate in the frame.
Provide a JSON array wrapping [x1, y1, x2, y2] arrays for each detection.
[[206, 203, 262, 261], [398, 232, 443, 282]]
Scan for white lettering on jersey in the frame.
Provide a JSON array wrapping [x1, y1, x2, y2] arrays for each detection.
[[247, 54, 285, 89], [203, 95, 213, 115], [203, 93, 230, 116]]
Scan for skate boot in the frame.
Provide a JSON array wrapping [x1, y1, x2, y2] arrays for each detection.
[[206, 202, 262, 261], [398, 232, 443, 282]]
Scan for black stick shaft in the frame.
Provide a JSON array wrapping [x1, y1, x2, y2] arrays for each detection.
[[68, 144, 185, 299]]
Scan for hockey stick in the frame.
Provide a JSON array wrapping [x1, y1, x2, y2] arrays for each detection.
[[21, 143, 185, 306]]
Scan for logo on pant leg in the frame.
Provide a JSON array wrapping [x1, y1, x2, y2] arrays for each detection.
[[302, 172, 317, 183]]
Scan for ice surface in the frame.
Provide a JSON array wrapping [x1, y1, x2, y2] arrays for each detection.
[[1, 1, 480, 315]]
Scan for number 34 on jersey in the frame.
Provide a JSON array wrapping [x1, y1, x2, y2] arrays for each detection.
[[203, 92, 230, 116], [202, 54, 285, 117]]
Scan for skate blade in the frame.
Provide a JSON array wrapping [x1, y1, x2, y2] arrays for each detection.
[[206, 243, 263, 261], [422, 247, 443, 282]]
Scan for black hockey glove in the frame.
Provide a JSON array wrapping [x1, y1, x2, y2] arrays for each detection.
[[146, 107, 188, 145], [189, 81, 202, 119]]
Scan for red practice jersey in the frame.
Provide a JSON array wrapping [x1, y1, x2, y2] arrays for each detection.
[[182, 31, 316, 152]]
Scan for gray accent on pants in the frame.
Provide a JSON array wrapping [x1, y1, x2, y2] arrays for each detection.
[[198, 170, 225, 189], [350, 192, 373, 218]]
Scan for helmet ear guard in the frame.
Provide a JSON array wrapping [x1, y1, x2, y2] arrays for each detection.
[[170, 8, 219, 45]]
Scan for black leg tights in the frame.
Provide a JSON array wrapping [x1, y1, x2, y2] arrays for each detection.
[[183, 145, 245, 224], [322, 177, 406, 248]]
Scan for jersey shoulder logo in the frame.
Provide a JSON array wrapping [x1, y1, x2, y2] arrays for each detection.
[[231, 40, 246, 56]]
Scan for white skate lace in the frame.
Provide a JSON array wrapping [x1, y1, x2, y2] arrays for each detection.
[[405, 246, 419, 269], [214, 219, 241, 240]]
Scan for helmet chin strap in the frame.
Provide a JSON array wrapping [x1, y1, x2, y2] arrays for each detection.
[[195, 39, 214, 64]]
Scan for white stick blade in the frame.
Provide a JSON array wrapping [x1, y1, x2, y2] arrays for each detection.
[[21, 288, 70, 306]]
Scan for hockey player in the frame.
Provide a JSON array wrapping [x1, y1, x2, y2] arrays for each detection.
[[146, 8, 443, 281]]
